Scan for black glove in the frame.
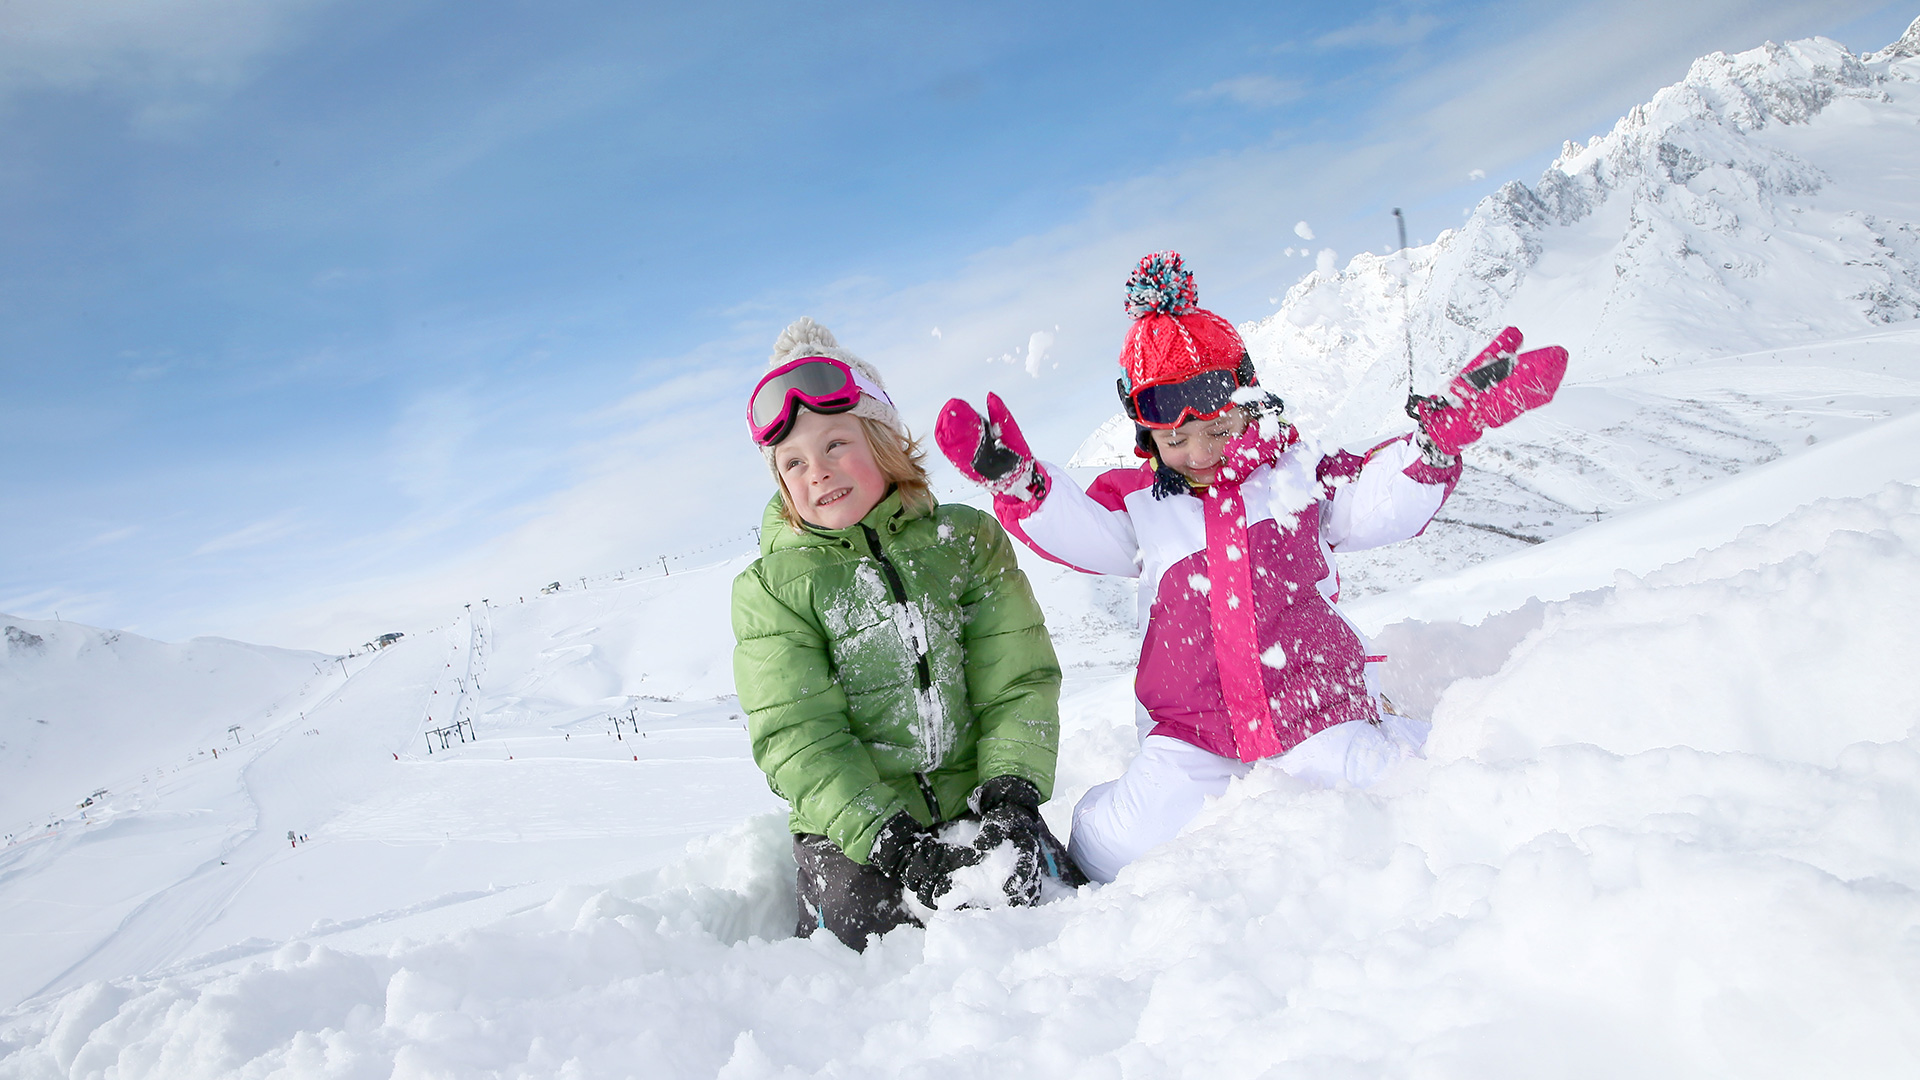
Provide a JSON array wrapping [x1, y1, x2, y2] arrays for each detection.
[[868, 811, 987, 911], [969, 776, 1047, 905]]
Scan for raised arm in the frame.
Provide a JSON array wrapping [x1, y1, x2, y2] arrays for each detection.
[[1317, 434, 1459, 552], [937, 393, 1143, 576], [1322, 326, 1567, 552]]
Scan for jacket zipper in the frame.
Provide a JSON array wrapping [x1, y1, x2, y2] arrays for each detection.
[[862, 523, 943, 822], [914, 773, 942, 822]]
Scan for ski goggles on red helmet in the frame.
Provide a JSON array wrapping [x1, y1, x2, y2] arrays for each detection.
[[1120, 357, 1257, 429], [747, 356, 893, 446]]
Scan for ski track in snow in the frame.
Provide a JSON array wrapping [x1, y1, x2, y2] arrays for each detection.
[[6, 26, 1920, 1079]]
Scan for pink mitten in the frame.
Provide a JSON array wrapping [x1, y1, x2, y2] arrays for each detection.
[[935, 393, 1046, 500], [1410, 327, 1567, 457]]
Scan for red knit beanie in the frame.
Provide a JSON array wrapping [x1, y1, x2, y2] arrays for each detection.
[[1119, 251, 1248, 388]]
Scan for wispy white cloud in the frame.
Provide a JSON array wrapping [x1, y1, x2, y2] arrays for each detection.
[[82, 525, 141, 549], [387, 389, 483, 506], [0, 585, 116, 625], [194, 512, 301, 556], [371, 383, 578, 551], [0, 0, 331, 114], [1186, 74, 1302, 108], [1315, 11, 1445, 50], [360, 59, 636, 203]]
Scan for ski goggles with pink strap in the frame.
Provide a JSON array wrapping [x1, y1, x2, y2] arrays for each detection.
[[747, 356, 893, 446], [1120, 357, 1258, 429]]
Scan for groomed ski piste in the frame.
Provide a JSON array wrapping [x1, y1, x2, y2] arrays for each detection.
[[4, 25, 1920, 1079]]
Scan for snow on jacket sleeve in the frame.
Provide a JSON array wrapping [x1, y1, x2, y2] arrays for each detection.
[[955, 510, 1065, 799], [732, 564, 907, 864], [1318, 434, 1462, 552], [992, 462, 1144, 577]]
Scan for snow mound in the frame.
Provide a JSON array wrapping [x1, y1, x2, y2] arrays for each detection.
[[1426, 480, 1920, 765], [6, 480, 1917, 1077]]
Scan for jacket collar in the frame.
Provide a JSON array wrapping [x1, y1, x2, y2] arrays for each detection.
[[758, 486, 932, 555]]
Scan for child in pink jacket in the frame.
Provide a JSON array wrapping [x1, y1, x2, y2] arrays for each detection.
[[938, 252, 1565, 882]]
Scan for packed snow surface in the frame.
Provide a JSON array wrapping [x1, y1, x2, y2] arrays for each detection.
[[5, 25, 1920, 1080]]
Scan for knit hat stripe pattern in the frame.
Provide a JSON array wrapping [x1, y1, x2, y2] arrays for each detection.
[[1119, 251, 1248, 390], [759, 317, 906, 463]]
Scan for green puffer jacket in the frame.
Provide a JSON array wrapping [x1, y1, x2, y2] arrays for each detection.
[[731, 488, 1062, 864]]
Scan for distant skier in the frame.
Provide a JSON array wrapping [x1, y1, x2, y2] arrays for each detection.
[[938, 251, 1566, 882], [733, 317, 1086, 951]]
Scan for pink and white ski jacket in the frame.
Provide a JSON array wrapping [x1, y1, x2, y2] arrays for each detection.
[[996, 430, 1459, 763]]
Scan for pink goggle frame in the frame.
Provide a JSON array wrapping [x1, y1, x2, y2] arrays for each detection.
[[747, 355, 892, 447]]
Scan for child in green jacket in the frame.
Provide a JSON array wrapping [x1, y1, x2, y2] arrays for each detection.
[[733, 317, 1083, 950]]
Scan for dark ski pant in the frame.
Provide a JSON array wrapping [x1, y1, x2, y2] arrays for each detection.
[[792, 819, 1087, 951]]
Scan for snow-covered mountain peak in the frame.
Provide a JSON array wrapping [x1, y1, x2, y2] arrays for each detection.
[[1868, 13, 1920, 63], [1238, 27, 1920, 450], [1657, 35, 1876, 134], [1535, 34, 1876, 217]]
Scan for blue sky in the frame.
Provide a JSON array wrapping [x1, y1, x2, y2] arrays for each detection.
[[4, 0, 1915, 650]]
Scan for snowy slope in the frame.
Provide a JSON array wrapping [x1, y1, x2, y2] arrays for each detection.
[[0, 567, 782, 1012], [1347, 400, 1920, 630], [2, 434, 1915, 1076], [5, 23, 1920, 1080], [0, 619, 325, 841]]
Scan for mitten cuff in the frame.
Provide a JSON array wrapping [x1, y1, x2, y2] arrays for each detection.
[[866, 811, 925, 876], [969, 775, 1042, 817], [1412, 430, 1460, 469], [988, 459, 1049, 502]]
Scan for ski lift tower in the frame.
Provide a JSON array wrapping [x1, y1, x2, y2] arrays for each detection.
[[228, 724, 244, 745]]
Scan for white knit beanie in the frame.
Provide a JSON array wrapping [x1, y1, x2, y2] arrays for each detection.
[[759, 317, 905, 463]]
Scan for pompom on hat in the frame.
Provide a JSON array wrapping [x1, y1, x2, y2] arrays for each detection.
[[1118, 251, 1249, 388], [755, 317, 905, 463]]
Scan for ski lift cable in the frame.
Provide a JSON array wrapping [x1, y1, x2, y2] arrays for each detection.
[[1393, 208, 1415, 393]]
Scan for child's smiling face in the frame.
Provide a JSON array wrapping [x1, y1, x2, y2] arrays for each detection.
[[774, 409, 889, 529], [1148, 410, 1249, 486]]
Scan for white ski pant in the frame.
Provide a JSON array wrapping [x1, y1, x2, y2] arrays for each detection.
[[1067, 716, 1431, 884]]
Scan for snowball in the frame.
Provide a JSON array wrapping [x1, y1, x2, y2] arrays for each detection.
[[1024, 331, 1054, 378]]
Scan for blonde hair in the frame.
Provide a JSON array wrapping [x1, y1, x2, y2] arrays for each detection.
[[775, 415, 932, 533]]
